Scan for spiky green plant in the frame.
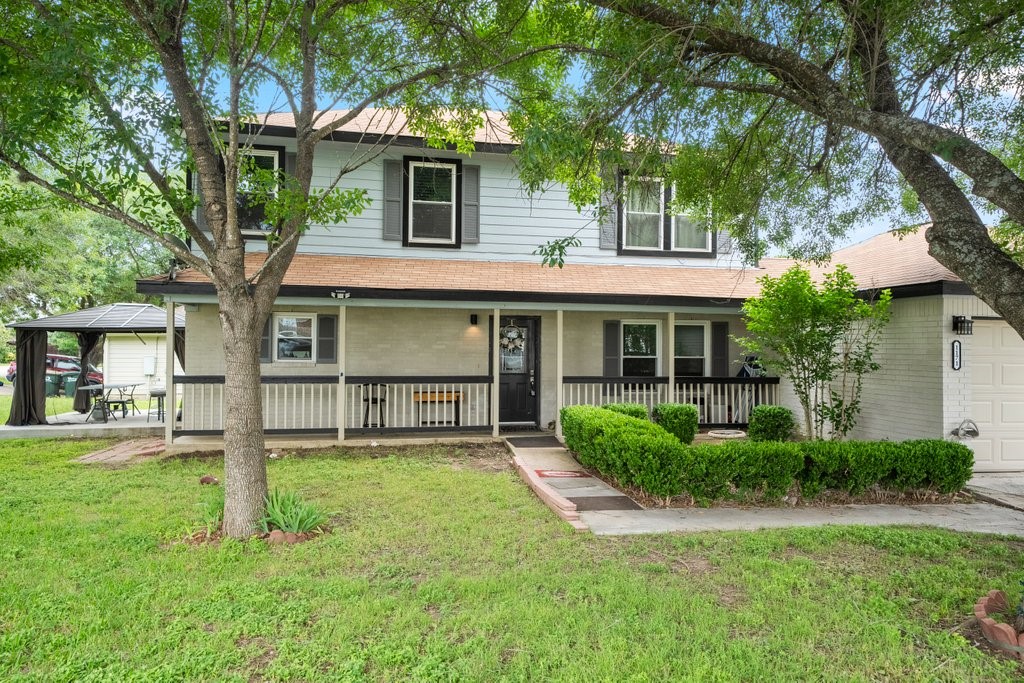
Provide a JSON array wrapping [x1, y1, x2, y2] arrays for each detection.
[[259, 489, 328, 534]]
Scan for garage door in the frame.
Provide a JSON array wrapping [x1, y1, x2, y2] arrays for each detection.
[[970, 320, 1024, 471]]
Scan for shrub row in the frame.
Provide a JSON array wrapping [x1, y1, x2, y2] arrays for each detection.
[[653, 403, 699, 445], [560, 405, 685, 496], [560, 405, 975, 502]]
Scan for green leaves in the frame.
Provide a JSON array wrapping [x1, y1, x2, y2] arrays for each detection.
[[737, 264, 891, 439]]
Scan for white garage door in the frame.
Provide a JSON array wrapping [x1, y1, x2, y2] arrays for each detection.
[[970, 320, 1024, 471]]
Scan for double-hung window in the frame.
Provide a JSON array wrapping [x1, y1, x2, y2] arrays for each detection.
[[674, 323, 708, 376], [274, 313, 315, 361], [407, 160, 459, 245], [623, 178, 664, 250], [621, 321, 660, 376], [619, 174, 713, 255], [235, 147, 282, 235]]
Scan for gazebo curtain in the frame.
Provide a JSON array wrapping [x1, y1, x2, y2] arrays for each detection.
[[5, 329, 47, 426], [73, 332, 104, 413], [173, 329, 185, 368]]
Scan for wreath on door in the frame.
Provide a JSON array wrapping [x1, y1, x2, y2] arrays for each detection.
[[499, 324, 526, 351]]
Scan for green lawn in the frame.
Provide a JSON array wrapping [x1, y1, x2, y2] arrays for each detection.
[[2, 439, 1023, 681], [0, 395, 158, 423]]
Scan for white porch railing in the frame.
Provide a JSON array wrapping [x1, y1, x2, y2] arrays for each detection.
[[172, 375, 493, 436], [561, 376, 781, 426]]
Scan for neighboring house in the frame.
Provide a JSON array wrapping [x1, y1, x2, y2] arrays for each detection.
[[801, 229, 1019, 472], [139, 110, 785, 442]]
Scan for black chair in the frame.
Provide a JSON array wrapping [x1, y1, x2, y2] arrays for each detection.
[[361, 383, 387, 430], [106, 385, 139, 419]]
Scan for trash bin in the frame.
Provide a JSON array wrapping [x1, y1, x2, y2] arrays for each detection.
[[62, 372, 80, 397], [44, 373, 60, 397]]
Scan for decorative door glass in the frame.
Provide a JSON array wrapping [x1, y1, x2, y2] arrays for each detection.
[[499, 323, 527, 372]]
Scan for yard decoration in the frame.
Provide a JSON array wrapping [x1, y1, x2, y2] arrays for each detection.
[[974, 589, 1024, 661]]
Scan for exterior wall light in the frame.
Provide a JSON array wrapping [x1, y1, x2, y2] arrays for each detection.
[[952, 315, 974, 335], [470, 314, 479, 325]]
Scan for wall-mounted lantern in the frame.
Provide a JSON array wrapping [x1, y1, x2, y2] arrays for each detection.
[[470, 314, 479, 326], [952, 315, 974, 335]]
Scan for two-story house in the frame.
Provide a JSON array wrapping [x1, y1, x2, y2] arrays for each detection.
[[139, 110, 785, 444]]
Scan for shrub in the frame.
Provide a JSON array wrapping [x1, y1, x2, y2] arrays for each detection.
[[748, 405, 796, 442], [560, 405, 687, 497], [260, 489, 328, 534], [652, 403, 699, 445], [684, 441, 803, 503], [602, 402, 649, 420]]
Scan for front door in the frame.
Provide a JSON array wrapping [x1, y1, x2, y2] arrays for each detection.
[[497, 316, 539, 425]]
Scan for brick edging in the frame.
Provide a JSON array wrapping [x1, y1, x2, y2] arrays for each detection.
[[974, 590, 1024, 659]]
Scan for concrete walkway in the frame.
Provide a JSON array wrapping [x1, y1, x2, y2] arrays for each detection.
[[968, 473, 1024, 512], [506, 436, 1024, 538]]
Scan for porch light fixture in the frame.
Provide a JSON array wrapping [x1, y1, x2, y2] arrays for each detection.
[[470, 314, 479, 325], [952, 315, 974, 335]]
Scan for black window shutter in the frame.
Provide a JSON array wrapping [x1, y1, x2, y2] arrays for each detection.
[[382, 159, 403, 241], [603, 320, 621, 376], [711, 321, 729, 377], [317, 315, 337, 363], [462, 165, 480, 244], [259, 319, 272, 363]]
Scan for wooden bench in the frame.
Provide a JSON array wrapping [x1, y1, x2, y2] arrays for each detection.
[[412, 391, 463, 426]]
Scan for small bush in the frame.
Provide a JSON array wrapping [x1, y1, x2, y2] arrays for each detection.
[[260, 489, 328, 534], [748, 405, 796, 442], [561, 405, 686, 497], [602, 402, 649, 420], [652, 403, 699, 445]]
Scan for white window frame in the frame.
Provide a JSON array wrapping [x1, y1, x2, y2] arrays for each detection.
[[237, 148, 281, 236], [670, 199, 713, 253], [623, 177, 665, 251], [272, 312, 317, 363], [620, 319, 662, 376], [407, 160, 457, 245], [673, 321, 710, 377]]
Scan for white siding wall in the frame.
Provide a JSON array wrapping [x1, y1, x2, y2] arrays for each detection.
[[103, 333, 183, 397], [234, 136, 739, 268]]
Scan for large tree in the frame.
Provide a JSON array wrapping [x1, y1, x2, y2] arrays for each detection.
[[0, 0, 542, 537], [512, 1, 1024, 330]]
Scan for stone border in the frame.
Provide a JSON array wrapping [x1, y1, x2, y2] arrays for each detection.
[[974, 590, 1024, 659]]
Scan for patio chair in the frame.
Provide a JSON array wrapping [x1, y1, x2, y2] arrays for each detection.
[[106, 385, 139, 419], [361, 383, 387, 431]]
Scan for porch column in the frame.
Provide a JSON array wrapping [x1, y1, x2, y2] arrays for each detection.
[[336, 305, 347, 442], [491, 308, 500, 438], [666, 311, 675, 404], [555, 309, 564, 438], [164, 298, 175, 446]]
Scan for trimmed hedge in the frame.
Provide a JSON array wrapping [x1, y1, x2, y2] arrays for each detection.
[[685, 441, 804, 503], [562, 405, 975, 501], [653, 403, 699, 445], [560, 405, 686, 496], [602, 402, 649, 420], [748, 405, 796, 442]]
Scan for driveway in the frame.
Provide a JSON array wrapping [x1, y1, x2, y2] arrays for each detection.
[[968, 473, 1024, 512]]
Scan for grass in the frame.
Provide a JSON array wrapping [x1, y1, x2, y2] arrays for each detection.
[[2, 439, 1024, 681]]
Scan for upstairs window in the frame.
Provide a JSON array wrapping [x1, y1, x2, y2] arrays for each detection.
[[235, 148, 281, 235], [624, 178, 664, 250], [618, 174, 713, 256], [407, 160, 459, 246]]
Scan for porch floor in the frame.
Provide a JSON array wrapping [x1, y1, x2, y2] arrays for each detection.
[[0, 411, 164, 440]]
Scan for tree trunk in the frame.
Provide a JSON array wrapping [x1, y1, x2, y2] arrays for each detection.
[[218, 294, 268, 538]]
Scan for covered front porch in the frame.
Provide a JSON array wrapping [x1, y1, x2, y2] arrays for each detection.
[[161, 301, 780, 445]]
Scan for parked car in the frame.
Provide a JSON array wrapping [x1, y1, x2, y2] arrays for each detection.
[[5, 354, 103, 384]]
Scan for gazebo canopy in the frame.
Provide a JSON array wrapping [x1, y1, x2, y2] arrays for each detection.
[[9, 303, 184, 333], [6, 303, 185, 426]]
